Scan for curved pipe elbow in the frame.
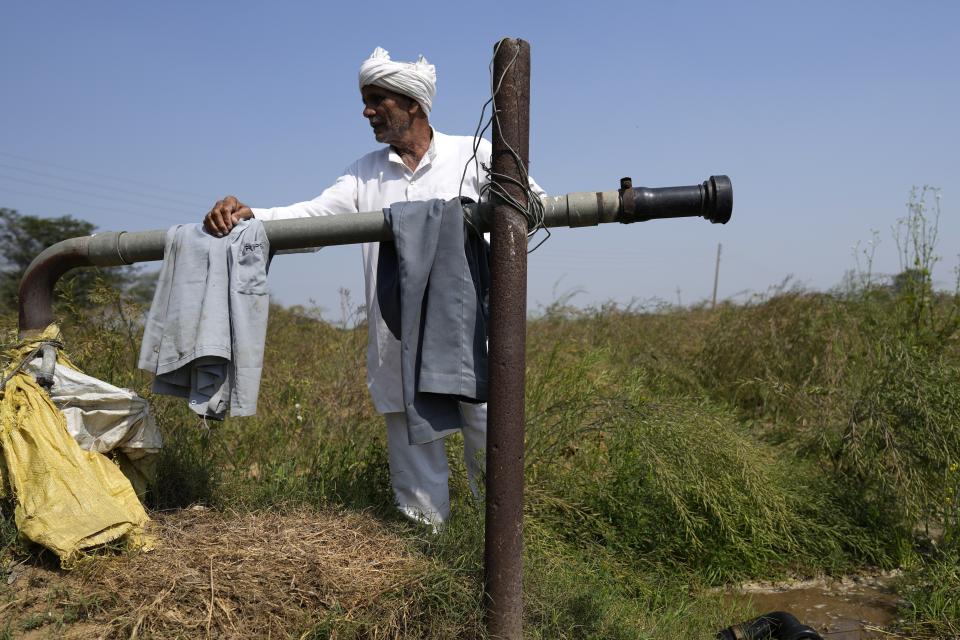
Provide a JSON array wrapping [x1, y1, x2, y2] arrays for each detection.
[[18, 236, 95, 335]]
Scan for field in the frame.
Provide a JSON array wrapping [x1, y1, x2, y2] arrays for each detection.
[[2, 262, 960, 637]]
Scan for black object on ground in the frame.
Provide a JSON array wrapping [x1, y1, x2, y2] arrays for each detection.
[[716, 610, 823, 640]]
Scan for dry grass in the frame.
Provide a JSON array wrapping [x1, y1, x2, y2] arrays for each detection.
[[95, 508, 434, 639], [3, 508, 455, 639]]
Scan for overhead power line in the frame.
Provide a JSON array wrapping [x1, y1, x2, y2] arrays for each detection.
[[0, 173, 202, 214], [0, 149, 211, 200], [0, 162, 205, 209], [0, 186, 186, 223]]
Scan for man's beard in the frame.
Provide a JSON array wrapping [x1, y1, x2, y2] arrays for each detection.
[[373, 120, 409, 145]]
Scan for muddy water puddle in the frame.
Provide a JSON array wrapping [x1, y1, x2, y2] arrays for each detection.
[[723, 573, 902, 639]]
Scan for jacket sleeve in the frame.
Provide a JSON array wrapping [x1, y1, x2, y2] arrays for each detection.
[[251, 164, 359, 221]]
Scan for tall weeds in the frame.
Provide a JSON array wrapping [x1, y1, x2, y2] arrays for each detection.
[[2, 214, 959, 634]]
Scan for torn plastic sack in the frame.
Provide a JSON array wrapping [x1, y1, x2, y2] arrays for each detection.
[[0, 325, 151, 564], [22, 352, 163, 498]]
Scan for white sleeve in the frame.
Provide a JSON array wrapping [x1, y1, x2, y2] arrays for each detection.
[[527, 174, 547, 200], [251, 165, 359, 221]]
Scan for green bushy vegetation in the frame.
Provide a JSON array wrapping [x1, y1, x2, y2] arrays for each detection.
[[4, 277, 957, 636], [1, 187, 958, 636]]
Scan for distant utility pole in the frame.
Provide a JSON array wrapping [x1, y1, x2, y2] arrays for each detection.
[[711, 242, 722, 308]]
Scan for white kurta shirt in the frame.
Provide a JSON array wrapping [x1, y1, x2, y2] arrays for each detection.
[[253, 129, 544, 414]]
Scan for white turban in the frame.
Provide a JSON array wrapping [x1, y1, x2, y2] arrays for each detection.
[[359, 47, 437, 115]]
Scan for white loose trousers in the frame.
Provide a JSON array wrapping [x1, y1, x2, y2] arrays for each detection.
[[385, 401, 486, 530]]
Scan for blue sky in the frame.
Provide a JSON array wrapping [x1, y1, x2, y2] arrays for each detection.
[[2, 1, 958, 317]]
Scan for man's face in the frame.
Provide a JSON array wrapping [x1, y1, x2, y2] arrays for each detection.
[[361, 85, 417, 145]]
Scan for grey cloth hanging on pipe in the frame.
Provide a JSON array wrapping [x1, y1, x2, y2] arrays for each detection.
[[378, 198, 490, 445], [138, 220, 270, 419]]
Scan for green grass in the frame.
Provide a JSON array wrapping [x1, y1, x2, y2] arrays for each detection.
[[2, 273, 960, 636], [898, 551, 960, 638]]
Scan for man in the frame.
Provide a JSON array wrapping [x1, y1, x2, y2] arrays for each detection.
[[204, 47, 544, 529]]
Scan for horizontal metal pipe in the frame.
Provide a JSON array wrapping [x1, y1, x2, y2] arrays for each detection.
[[18, 178, 731, 333]]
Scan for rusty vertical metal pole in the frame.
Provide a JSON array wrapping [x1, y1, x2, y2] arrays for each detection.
[[484, 37, 530, 640]]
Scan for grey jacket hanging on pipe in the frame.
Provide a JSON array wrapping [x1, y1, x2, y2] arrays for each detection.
[[138, 220, 270, 419], [378, 198, 490, 445]]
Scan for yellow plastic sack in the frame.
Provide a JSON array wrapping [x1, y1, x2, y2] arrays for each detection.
[[0, 325, 150, 564]]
